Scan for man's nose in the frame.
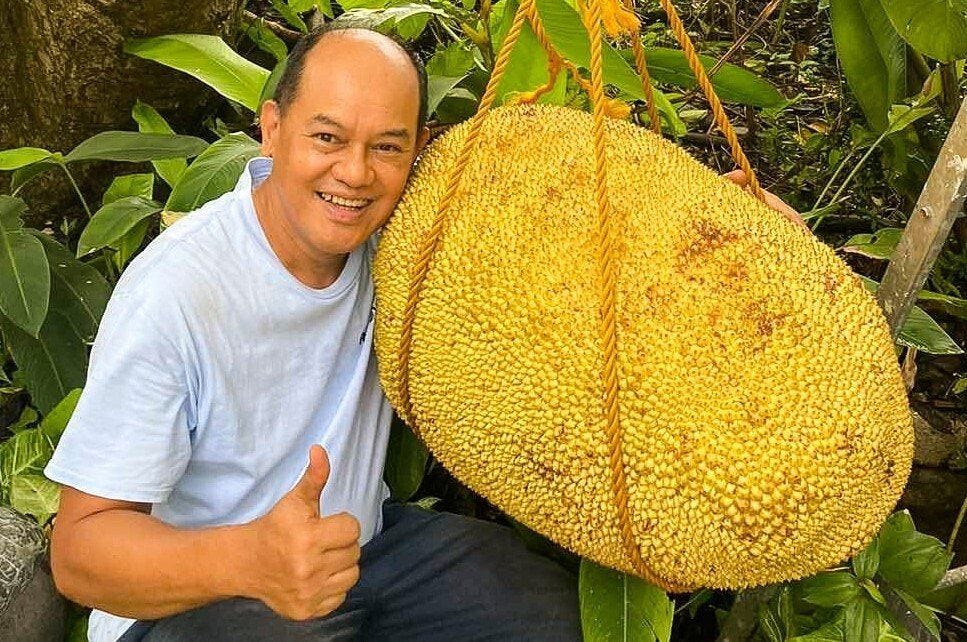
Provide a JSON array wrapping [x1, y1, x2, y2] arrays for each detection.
[[332, 146, 374, 188]]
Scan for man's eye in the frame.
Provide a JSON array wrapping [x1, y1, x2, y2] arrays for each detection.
[[315, 133, 337, 143], [376, 143, 403, 153]]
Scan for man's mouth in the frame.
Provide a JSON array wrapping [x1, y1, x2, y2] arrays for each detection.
[[316, 191, 372, 211]]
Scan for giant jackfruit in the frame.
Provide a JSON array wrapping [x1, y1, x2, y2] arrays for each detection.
[[373, 103, 913, 590]]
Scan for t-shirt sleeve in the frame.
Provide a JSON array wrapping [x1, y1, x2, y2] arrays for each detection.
[[44, 291, 194, 504]]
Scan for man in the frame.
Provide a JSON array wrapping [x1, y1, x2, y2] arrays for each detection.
[[45, 26, 581, 642]]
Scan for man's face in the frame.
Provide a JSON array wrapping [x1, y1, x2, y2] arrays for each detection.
[[259, 31, 428, 260]]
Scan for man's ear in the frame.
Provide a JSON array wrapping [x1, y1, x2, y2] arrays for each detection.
[[259, 100, 282, 157], [415, 126, 431, 154]]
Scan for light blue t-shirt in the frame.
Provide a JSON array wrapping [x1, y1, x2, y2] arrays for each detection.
[[44, 157, 392, 642]]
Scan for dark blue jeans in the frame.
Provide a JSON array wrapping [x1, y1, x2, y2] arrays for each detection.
[[119, 502, 581, 641]]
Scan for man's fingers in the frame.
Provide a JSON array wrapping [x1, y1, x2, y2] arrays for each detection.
[[288, 445, 331, 515], [320, 542, 360, 571], [313, 594, 348, 619], [326, 564, 361, 594], [318, 512, 361, 548], [722, 169, 809, 231]]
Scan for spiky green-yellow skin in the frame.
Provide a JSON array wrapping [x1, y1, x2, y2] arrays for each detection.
[[373, 104, 913, 590]]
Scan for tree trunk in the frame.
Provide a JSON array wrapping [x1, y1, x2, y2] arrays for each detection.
[[0, 0, 247, 219]]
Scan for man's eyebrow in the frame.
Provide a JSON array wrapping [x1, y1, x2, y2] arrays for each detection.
[[309, 115, 411, 140], [380, 128, 411, 140], [310, 114, 342, 128]]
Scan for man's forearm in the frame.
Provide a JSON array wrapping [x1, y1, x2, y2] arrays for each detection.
[[51, 509, 259, 620]]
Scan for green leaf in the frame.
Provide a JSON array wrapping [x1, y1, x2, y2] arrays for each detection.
[[758, 603, 784, 642], [0, 199, 50, 337], [0, 194, 26, 229], [244, 17, 290, 63], [10, 158, 59, 194], [859, 276, 963, 355], [891, 588, 940, 641], [840, 228, 902, 259], [1, 310, 87, 415], [800, 571, 864, 608], [426, 42, 477, 77], [880, 0, 967, 62], [853, 537, 880, 580], [491, 0, 561, 105], [0, 429, 54, 492], [103, 173, 155, 206], [270, 0, 309, 32], [789, 612, 847, 641], [844, 598, 886, 642], [40, 388, 82, 442], [8, 406, 39, 434], [339, 4, 446, 39], [916, 290, 967, 321], [111, 218, 152, 271], [9, 473, 60, 524], [31, 232, 110, 343], [579, 559, 674, 642], [131, 101, 188, 188], [897, 305, 963, 355], [125, 35, 271, 112], [383, 417, 428, 501], [165, 132, 261, 213], [76, 196, 163, 258], [884, 105, 935, 137], [876, 511, 952, 598], [0, 147, 53, 171], [64, 132, 209, 164], [829, 0, 905, 131], [259, 59, 288, 108]]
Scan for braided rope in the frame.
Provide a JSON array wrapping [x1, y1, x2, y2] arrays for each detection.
[[623, 0, 662, 135], [654, 0, 765, 200], [580, 0, 687, 591], [397, 0, 531, 431]]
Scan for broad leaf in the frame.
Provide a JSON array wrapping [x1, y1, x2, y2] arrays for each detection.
[[876, 511, 951, 598], [32, 233, 110, 343], [0, 147, 52, 171], [383, 417, 428, 501], [269, 0, 309, 33], [829, 0, 905, 131], [790, 613, 847, 641], [0, 199, 49, 337], [579, 560, 674, 642], [880, 0, 967, 62], [0, 428, 53, 490], [10, 158, 60, 194], [1, 310, 87, 414], [9, 473, 60, 525], [859, 276, 963, 355], [840, 228, 902, 259], [131, 101, 188, 188], [799, 571, 864, 608], [259, 59, 288, 108], [243, 17, 290, 62], [165, 132, 261, 213], [426, 43, 477, 116], [76, 196, 163, 258], [884, 105, 935, 137], [40, 388, 82, 442], [125, 35, 271, 112], [891, 588, 941, 640], [103, 173, 155, 206], [65, 132, 208, 164], [0, 194, 26, 229], [852, 537, 880, 580], [916, 290, 967, 321]]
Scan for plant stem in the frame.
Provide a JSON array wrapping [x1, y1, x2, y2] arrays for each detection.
[[940, 62, 960, 120], [812, 149, 855, 210], [58, 162, 92, 218], [949, 491, 967, 551], [824, 130, 889, 210]]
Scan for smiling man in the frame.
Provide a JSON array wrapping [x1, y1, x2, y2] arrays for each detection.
[[44, 26, 582, 642]]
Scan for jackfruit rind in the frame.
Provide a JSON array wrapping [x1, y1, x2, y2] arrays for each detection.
[[373, 103, 913, 589]]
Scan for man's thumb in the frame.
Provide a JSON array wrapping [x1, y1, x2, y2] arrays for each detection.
[[291, 444, 330, 513]]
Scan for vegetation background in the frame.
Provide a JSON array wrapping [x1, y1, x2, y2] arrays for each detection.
[[0, 0, 964, 639]]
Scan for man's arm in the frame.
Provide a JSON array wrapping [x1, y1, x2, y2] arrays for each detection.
[[50, 445, 362, 622]]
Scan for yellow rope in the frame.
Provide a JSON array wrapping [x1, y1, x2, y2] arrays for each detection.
[[623, 0, 662, 135], [398, 0, 532, 430], [580, 0, 687, 592], [654, 0, 765, 200]]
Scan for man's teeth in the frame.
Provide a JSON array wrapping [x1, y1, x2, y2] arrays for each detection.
[[318, 192, 368, 209]]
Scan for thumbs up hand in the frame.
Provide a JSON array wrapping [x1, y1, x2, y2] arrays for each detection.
[[245, 445, 362, 621]]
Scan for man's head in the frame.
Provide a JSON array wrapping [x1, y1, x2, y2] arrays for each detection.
[[256, 26, 430, 285]]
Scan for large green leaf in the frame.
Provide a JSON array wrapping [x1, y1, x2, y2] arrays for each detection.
[[383, 417, 428, 501], [40, 388, 82, 442], [32, 233, 110, 343], [852, 537, 880, 580], [77, 196, 163, 258], [64, 132, 209, 164], [10, 473, 60, 525], [891, 588, 941, 640], [165, 132, 261, 213], [243, 17, 290, 63], [1, 310, 88, 415], [101, 173, 156, 270], [840, 228, 903, 259], [491, 0, 562, 105], [799, 571, 864, 608], [859, 276, 962, 355], [0, 147, 53, 171], [426, 43, 477, 116], [876, 511, 951, 598], [579, 560, 674, 642], [880, 0, 967, 62], [533, 0, 783, 107], [789, 612, 847, 641], [0, 428, 53, 484], [829, 0, 905, 131], [131, 101, 188, 188], [10, 158, 60, 194], [125, 35, 271, 112], [0, 197, 49, 337]]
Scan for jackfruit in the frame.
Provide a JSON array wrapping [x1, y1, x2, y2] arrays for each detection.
[[373, 103, 913, 590]]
